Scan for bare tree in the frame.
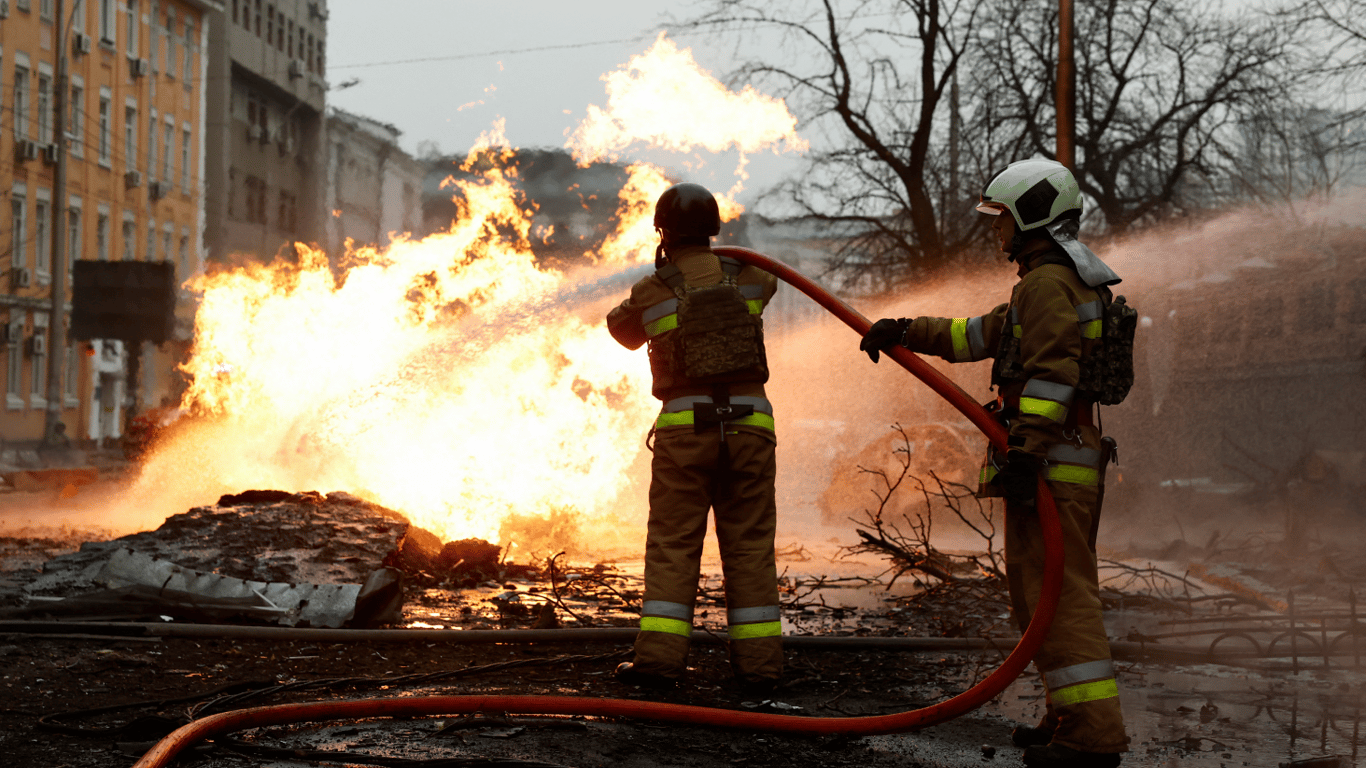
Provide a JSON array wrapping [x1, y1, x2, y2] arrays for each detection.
[[972, 0, 1303, 233], [685, 0, 989, 292]]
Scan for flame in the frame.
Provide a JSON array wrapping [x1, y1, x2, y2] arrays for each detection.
[[127, 37, 807, 551], [568, 32, 808, 167]]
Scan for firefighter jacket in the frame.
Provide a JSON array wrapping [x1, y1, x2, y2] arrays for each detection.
[[902, 247, 1107, 492], [607, 245, 779, 441]]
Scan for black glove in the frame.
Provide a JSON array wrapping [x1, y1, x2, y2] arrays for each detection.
[[996, 450, 1039, 507], [860, 318, 910, 363]]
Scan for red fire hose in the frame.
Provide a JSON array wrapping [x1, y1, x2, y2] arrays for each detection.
[[131, 248, 1064, 768]]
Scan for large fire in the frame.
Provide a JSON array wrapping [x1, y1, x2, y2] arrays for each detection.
[[128, 35, 806, 553]]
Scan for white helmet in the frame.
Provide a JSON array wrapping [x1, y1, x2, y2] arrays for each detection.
[[975, 158, 1082, 232], [976, 158, 1121, 287]]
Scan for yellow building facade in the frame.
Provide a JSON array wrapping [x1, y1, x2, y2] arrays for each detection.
[[0, 0, 218, 447]]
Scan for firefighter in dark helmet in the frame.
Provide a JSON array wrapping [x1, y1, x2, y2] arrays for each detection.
[[606, 182, 782, 692], [860, 159, 1131, 768]]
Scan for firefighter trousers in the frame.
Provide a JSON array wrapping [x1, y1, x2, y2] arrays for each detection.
[[632, 427, 783, 683], [1006, 479, 1130, 754]]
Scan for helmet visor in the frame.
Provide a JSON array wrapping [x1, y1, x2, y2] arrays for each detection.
[[975, 200, 1008, 215]]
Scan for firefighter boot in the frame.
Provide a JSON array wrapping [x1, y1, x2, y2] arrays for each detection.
[[614, 662, 677, 691], [1011, 724, 1056, 748], [1022, 743, 1121, 768]]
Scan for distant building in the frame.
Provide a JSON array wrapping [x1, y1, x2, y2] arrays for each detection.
[[323, 108, 422, 256], [202, 0, 327, 266], [0, 0, 218, 447]]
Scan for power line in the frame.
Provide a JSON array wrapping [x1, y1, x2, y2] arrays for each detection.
[[328, 34, 662, 71]]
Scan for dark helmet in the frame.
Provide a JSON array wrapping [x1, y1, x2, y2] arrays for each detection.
[[653, 183, 721, 238]]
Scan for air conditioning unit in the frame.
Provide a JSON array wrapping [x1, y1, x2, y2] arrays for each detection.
[[11, 267, 32, 289], [27, 334, 45, 356], [247, 124, 263, 143], [130, 58, 150, 77], [0, 0, 9, 19], [288, 59, 304, 79], [14, 139, 38, 162], [42, 143, 58, 164], [149, 180, 169, 200], [73, 32, 93, 55], [124, 170, 142, 188]]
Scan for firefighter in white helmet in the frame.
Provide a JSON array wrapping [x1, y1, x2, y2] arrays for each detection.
[[606, 183, 783, 693], [861, 159, 1130, 768]]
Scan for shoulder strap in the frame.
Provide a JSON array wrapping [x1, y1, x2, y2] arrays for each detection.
[[655, 264, 687, 293], [718, 256, 744, 277]]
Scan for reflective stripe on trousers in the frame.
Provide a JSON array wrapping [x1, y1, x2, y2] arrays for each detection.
[[640, 599, 693, 637], [727, 604, 782, 640], [1044, 659, 1120, 707]]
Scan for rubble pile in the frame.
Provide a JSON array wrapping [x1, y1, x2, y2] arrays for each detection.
[[0, 490, 504, 628]]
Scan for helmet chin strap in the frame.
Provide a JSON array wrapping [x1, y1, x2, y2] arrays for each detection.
[[1005, 231, 1028, 262], [654, 227, 668, 269]]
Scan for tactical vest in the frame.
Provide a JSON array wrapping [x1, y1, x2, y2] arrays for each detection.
[[992, 283, 1136, 407], [645, 256, 769, 392]]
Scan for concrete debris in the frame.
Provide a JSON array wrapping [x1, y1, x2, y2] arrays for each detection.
[[10, 489, 420, 627]]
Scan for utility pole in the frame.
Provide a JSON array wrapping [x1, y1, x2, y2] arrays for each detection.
[[1056, 0, 1076, 170], [44, 0, 78, 442]]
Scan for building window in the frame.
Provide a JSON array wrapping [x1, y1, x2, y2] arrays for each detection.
[[14, 63, 30, 141], [124, 104, 137, 172], [67, 206, 80, 273], [246, 92, 268, 143], [96, 211, 109, 261], [69, 82, 84, 158], [37, 71, 52, 144], [254, 0, 262, 36], [7, 318, 22, 408], [183, 20, 194, 85], [99, 0, 115, 43], [232, 0, 238, 25], [147, 113, 157, 178], [125, 0, 138, 58], [278, 190, 297, 232], [180, 128, 191, 190], [244, 176, 266, 224], [40, 0, 53, 22], [30, 316, 46, 408], [165, 10, 176, 76], [306, 34, 314, 73], [11, 192, 27, 269], [287, 19, 294, 57], [121, 218, 135, 261], [161, 228, 171, 264], [178, 233, 189, 278], [162, 122, 173, 182], [64, 343, 77, 402], [97, 91, 111, 164], [146, 222, 156, 264], [34, 197, 49, 273]]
